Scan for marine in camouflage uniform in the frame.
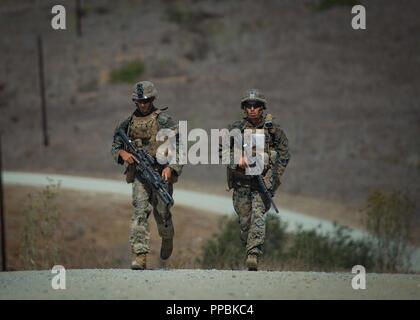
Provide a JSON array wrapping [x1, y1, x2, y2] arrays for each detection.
[[225, 89, 290, 271], [111, 81, 183, 270]]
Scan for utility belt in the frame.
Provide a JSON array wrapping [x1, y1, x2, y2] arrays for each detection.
[[228, 169, 264, 190], [228, 169, 274, 212]]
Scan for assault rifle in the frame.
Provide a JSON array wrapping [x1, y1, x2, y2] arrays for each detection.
[[116, 129, 174, 211]]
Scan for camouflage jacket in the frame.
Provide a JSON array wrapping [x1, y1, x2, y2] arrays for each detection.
[[224, 114, 290, 191], [111, 107, 183, 178]]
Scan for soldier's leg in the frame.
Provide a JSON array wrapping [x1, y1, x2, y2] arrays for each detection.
[[232, 187, 252, 247], [246, 191, 267, 257], [130, 179, 152, 255], [152, 208, 175, 239], [152, 184, 174, 259]]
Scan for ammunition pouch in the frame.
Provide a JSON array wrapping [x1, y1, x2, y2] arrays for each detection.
[[228, 168, 259, 190]]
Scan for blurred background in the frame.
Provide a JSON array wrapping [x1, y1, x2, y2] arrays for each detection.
[[0, 0, 419, 272]]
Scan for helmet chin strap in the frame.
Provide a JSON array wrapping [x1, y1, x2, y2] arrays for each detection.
[[136, 103, 155, 116]]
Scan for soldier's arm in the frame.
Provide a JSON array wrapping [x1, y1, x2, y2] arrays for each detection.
[[157, 112, 183, 176], [111, 117, 131, 165], [272, 126, 290, 177]]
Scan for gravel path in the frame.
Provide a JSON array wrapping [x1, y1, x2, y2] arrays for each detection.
[[1, 269, 419, 300]]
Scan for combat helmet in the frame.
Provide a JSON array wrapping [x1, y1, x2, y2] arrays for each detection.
[[241, 88, 266, 109], [132, 81, 158, 101]]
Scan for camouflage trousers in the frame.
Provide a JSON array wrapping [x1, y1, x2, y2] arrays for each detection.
[[232, 187, 267, 257], [130, 178, 174, 255]]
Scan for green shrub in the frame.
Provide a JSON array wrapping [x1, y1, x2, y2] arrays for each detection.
[[199, 216, 244, 269], [286, 224, 374, 271], [110, 60, 145, 84], [199, 215, 290, 270], [200, 215, 374, 271], [200, 215, 286, 270]]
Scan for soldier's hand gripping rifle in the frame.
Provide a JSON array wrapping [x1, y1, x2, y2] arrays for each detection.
[[233, 132, 279, 213], [116, 129, 174, 211]]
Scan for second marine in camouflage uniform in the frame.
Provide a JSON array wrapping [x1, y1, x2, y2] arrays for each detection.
[[225, 89, 290, 271], [111, 81, 182, 270]]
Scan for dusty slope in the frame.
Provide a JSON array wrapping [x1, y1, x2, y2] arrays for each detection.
[[0, 0, 419, 209]]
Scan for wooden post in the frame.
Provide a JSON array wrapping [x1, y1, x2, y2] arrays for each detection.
[[0, 133, 6, 271], [37, 35, 49, 147], [76, 0, 82, 37]]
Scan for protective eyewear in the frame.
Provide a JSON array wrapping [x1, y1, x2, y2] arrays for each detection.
[[135, 98, 153, 105]]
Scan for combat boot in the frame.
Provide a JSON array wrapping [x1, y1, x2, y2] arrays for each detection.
[[246, 254, 258, 271], [160, 237, 173, 260], [131, 253, 147, 270]]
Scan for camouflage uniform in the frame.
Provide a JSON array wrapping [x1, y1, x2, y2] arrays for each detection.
[[226, 89, 290, 259], [111, 81, 182, 258]]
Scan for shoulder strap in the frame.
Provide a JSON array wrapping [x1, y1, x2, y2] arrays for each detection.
[[125, 114, 134, 137], [238, 119, 248, 132], [152, 109, 161, 118]]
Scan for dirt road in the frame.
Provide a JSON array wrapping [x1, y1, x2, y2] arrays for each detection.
[[0, 269, 419, 300]]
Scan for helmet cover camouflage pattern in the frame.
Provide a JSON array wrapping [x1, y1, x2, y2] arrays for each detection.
[[132, 81, 158, 101], [241, 88, 267, 109]]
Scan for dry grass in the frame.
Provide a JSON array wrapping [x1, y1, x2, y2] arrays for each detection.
[[4, 186, 221, 270]]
